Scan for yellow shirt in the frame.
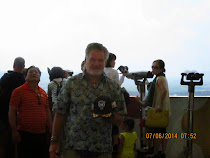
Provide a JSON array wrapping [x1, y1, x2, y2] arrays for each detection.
[[120, 132, 137, 158]]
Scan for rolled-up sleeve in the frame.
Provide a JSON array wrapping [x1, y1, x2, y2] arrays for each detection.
[[53, 80, 71, 115]]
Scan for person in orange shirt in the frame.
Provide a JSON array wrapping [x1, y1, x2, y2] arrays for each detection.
[[9, 66, 52, 158]]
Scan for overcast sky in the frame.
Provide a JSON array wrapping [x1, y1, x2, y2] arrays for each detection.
[[0, 0, 209, 78]]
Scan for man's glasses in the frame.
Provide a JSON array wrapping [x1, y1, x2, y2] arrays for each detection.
[[151, 66, 160, 69], [37, 94, 42, 105]]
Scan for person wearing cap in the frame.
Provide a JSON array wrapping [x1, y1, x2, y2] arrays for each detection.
[[48, 67, 67, 114], [8, 66, 52, 158], [50, 43, 127, 158], [64, 70, 73, 79]]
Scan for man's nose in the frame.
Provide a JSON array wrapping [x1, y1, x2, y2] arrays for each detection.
[[32, 71, 38, 75], [93, 60, 100, 66]]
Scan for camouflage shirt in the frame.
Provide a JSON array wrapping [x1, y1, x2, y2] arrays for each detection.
[[54, 72, 127, 153]]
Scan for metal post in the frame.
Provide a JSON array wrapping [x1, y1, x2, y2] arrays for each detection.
[[126, 71, 154, 150], [135, 79, 146, 148], [140, 79, 146, 148], [186, 82, 195, 158], [180, 72, 204, 158]]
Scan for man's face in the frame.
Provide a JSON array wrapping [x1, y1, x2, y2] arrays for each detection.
[[85, 49, 106, 76], [25, 68, 40, 83]]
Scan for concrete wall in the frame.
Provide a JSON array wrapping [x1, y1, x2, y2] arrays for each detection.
[[126, 97, 210, 158]]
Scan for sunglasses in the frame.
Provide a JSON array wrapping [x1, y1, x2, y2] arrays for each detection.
[[152, 66, 160, 69], [37, 94, 42, 105]]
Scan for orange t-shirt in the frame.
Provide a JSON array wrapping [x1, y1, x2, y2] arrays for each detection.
[[10, 83, 49, 133]]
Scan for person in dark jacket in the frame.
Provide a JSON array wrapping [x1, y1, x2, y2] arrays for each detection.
[[0, 57, 26, 158]]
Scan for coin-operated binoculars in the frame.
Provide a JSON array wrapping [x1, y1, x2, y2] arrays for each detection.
[[127, 71, 153, 148], [180, 72, 204, 158], [127, 71, 154, 100]]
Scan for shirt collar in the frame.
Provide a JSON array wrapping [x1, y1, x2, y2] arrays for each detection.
[[23, 82, 40, 92], [53, 78, 63, 83], [78, 71, 109, 88], [80, 71, 108, 82]]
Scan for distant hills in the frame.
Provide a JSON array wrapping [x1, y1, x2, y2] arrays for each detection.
[[1, 71, 210, 97]]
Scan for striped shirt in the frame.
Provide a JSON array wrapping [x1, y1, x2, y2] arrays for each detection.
[[10, 83, 49, 133], [48, 78, 67, 104]]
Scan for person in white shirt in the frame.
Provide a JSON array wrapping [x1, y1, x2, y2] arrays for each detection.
[[48, 67, 67, 115], [104, 52, 128, 157], [104, 53, 127, 86], [48, 67, 67, 156]]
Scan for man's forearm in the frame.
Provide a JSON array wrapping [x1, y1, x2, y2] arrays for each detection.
[[46, 108, 53, 131], [8, 106, 17, 132], [51, 113, 65, 140]]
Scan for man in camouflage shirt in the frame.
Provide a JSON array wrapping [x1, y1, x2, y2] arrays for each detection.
[[49, 43, 127, 158]]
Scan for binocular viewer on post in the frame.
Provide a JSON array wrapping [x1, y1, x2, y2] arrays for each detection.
[[180, 72, 204, 158], [126, 71, 154, 80], [117, 65, 129, 74], [117, 66, 154, 80], [181, 72, 204, 86]]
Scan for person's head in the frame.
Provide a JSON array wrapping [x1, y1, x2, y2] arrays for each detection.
[[151, 59, 165, 75], [81, 60, 86, 71], [105, 53, 116, 68], [25, 66, 41, 83], [49, 67, 65, 81], [122, 117, 135, 132], [13, 57, 25, 73], [85, 43, 109, 76], [64, 70, 73, 79]]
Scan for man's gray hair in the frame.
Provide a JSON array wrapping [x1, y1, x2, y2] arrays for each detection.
[[85, 43, 109, 61], [14, 57, 25, 68]]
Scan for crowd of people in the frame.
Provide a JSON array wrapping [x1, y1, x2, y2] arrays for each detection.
[[0, 42, 170, 158]]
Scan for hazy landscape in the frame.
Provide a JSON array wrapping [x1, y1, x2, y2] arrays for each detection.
[[1, 71, 209, 97]]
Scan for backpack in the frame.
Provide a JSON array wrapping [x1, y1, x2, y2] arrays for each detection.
[[53, 80, 63, 97]]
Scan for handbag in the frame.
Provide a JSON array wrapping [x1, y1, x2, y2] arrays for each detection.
[[145, 107, 169, 128]]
